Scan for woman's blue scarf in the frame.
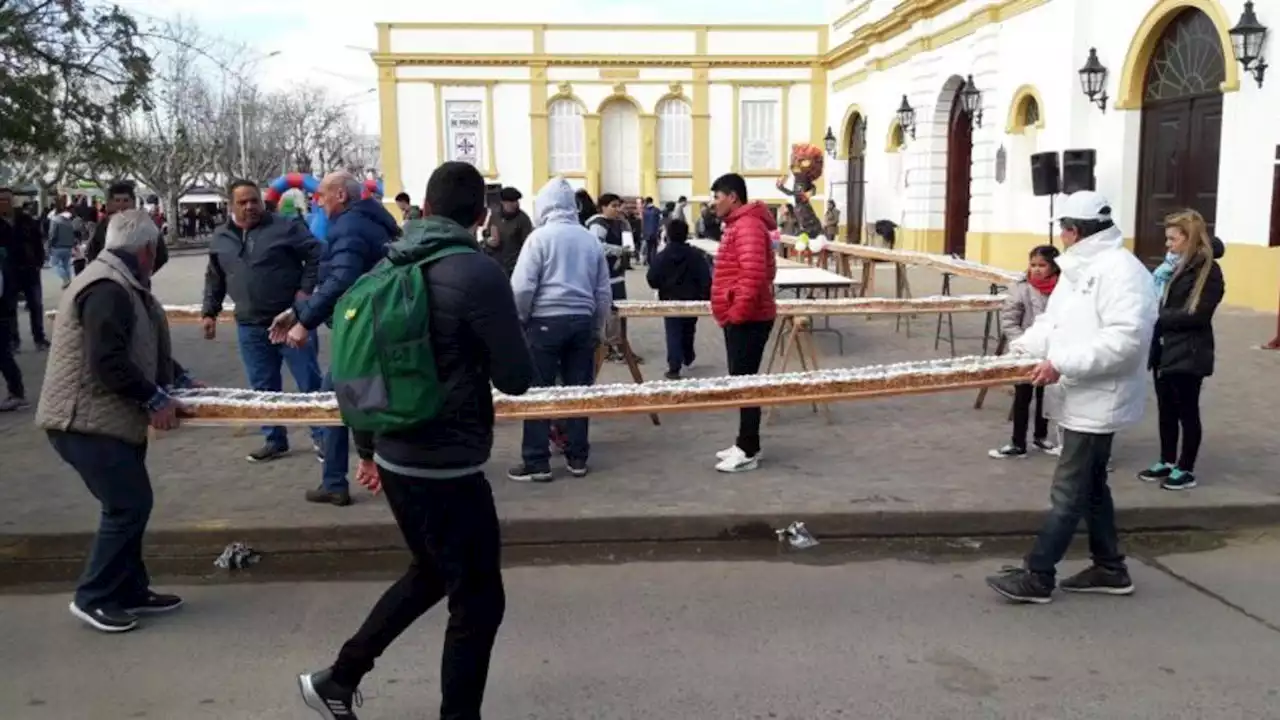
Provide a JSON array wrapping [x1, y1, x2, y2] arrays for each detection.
[[1152, 251, 1179, 298]]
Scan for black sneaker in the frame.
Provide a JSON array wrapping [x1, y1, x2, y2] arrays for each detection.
[[1137, 462, 1173, 482], [298, 667, 362, 719], [566, 458, 589, 478], [125, 591, 184, 614], [247, 444, 289, 463], [305, 487, 353, 506], [34, 339, 50, 352], [663, 370, 681, 380], [987, 444, 1027, 459], [507, 464, 553, 483], [985, 566, 1054, 604], [1161, 469, 1197, 491], [1059, 565, 1135, 595], [1031, 437, 1057, 453], [68, 601, 138, 633]]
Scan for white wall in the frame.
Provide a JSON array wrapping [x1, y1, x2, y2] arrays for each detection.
[[397, 83, 435, 203], [545, 30, 697, 55], [494, 84, 532, 193]]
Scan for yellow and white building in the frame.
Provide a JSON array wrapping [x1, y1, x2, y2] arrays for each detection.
[[372, 0, 1280, 312]]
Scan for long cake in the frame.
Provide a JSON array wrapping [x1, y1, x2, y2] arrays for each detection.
[[778, 235, 1023, 285], [615, 295, 1004, 318], [171, 355, 1037, 424]]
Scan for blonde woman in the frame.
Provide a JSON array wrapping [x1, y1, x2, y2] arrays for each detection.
[[1139, 210, 1225, 491]]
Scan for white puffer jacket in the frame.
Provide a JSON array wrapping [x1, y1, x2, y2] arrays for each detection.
[[1010, 225, 1157, 434]]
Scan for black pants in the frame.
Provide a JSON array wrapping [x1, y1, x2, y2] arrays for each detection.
[[723, 320, 774, 457], [1025, 429, 1125, 582], [663, 317, 697, 373], [48, 430, 153, 610], [0, 307, 23, 398], [1154, 371, 1204, 472], [332, 470, 505, 720], [1010, 383, 1048, 450]]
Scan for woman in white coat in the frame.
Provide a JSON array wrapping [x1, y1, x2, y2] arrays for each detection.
[[986, 191, 1157, 605]]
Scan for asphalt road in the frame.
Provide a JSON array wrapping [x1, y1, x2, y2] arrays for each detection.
[[3, 538, 1279, 720]]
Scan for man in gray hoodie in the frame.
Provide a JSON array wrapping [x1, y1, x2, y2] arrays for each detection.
[[507, 177, 613, 482]]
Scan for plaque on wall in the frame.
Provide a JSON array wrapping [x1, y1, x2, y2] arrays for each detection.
[[995, 144, 1007, 185], [445, 100, 483, 167]]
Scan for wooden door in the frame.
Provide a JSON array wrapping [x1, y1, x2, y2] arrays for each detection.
[[944, 91, 973, 257], [600, 101, 640, 197], [845, 116, 865, 243]]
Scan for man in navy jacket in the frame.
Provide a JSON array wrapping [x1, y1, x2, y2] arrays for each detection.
[[269, 171, 399, 506]]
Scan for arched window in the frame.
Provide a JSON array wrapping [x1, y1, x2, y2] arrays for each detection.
[[885, 120, 906, 153], [656, 98, 692, 172], [1020, 96, 1040, 128], [548, 99, 585, 173]]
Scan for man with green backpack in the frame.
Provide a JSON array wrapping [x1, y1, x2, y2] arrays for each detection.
[[297, 162, 533, 720]]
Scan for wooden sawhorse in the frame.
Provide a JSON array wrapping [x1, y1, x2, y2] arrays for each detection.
[[762, 316, 832, 425], [596, 319, 661, 426]]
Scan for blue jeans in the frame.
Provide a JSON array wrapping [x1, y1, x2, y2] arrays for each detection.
[[1025, 429, 1125, 582], [236, 323, 324, 449], [320, 371, 350, 492], [520, 315, 597, 469], [49, 247, 73, 285], [663, 317, 697, 373], [48, 430, 153, 610]]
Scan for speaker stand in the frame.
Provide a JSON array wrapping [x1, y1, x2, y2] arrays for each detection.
[[1047, 194, 1056, 248]]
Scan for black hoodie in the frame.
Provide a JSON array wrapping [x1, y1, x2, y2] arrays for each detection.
[[646, 239, 712, 302]]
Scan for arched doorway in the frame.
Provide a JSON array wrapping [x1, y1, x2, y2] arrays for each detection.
[[845, 113, 866, 243], [600, 99, 641, 198], [944, 83, 974, 257], [1134, 8, 1225, 266]]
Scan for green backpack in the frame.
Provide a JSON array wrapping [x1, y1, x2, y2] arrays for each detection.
[[329, 242, 475, 433]]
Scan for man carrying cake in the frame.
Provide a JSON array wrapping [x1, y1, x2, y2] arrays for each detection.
[[986, 191, 1156, 604], [708, 172, 777, 473]]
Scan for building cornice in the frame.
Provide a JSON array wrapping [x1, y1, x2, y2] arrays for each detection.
[[373, 53, 817, 69]]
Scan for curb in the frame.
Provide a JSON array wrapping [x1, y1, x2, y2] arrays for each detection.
[[4, 503, 1279, 565]]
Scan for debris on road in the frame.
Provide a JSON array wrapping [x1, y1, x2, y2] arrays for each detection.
[[214, 542, 261, 570], [777, 521, 819, 550]]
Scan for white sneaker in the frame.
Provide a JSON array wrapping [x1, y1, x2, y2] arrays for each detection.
[[716, 445, 763, 461], [715, 446, 760, 473]]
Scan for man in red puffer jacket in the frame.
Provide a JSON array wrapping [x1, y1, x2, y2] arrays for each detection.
[[709, 173, 777, 473]]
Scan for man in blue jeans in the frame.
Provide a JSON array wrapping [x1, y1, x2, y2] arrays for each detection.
[[269, 171, 399, 506], [507, 177, 613, 482], [202, 179, 324, 463]]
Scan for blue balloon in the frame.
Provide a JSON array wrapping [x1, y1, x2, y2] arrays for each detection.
[[308, 204, 328, 242]]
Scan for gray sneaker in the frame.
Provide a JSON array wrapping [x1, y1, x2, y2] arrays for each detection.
[[1059, 565, 1134, 595], [0, 396, 30, 412]]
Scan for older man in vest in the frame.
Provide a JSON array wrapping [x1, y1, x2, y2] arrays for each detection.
[[36, 209, 196, 634]]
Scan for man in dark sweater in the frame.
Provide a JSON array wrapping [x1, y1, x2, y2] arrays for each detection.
[[297, 161, 533, 720], [86, 182, 168, 272], [482, 186, 534, 276], [36, 209, 195, 633], [646, 218, 711, 380], [202, 179, 324, 463]]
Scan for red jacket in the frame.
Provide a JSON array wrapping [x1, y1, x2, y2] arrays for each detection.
[[711, 201, 777, 326]]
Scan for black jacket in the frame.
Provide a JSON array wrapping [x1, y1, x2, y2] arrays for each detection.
[[1150, 241, 1225, 378], [0, 211, 45, 276], [646, 240, 712, 301], [353, 217, 534, 472], [86, 216, 170, 274], [484, 209, 534, 276], [202, 213, 323, 326]]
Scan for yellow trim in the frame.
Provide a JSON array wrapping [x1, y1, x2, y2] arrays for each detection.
[[832, 0, 872, 31], [885, 118, 906, 153], [692, 64, 710, 197], [529, 61, 549, 190], [384, 22, 827, 32], [809, 64, 827, 203], [655, 83, 688, 106], [532, 26, 545, 55], [595, 88, 643, 114], [730, 83, 789, 176], [585, 113, 601, 198], [400, 78, 705, 86], [824, 0, 968, 70], [896, 228, 946, 255], [640, 113, 658, 199], [836, 104, 863, 160], [374, 53, 815, 69], [1004, 84, 1046, 134], [376, 64, 402, 205], [484, 84, 498, 178], [657, 171, 693, 179], [599, 69, 640, 80], [1114, 0, 1240, 110], [433, 84, 444, 166], [694, 27, 708, 55], [547, 82, 589, 112]]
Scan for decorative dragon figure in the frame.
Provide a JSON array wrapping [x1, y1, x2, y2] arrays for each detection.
[[775, 143, 826, 239]]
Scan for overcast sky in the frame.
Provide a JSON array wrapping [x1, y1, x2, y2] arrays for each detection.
[[111, 1, 827, 132]]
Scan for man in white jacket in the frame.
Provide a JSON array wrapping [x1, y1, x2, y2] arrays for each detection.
[[987, 191, 1157, 604]]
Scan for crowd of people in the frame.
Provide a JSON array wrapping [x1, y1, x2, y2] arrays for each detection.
[[0, 156, 1232, 715]]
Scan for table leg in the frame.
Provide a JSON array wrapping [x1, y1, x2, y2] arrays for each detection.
[[765, 316, 793, 374], [796, 319, 832, 423], [973, 335, 1009, 410], [763, 319, 805, 426]]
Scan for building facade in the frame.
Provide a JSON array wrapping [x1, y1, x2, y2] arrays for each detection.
[[373, 1, 1279, 312], [373, 23, 829, 211]]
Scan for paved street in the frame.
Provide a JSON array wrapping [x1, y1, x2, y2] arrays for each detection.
[[2, 254, 1279, 545], [3, 537, 1280, 719]]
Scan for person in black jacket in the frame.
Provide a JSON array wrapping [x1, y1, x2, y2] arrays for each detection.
[[1139, 211, 1225, 492], [297, 161, 533, 720], [646, 218, 711, 379], [1, 187, 50, 351], [481, 186, 534, 277], [202, 179, 325, 464], [86, 182, 168, 274]]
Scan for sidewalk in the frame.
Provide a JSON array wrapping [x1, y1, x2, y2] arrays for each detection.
[[3, 259, 1279, 565]]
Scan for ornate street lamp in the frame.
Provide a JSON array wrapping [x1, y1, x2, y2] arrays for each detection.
[[1078, 47, 1109, 112], [824, 126, 838, 158], [960, 75, 983, 128], [896, 95, 916, 140], [1230, 0, 1269, 87]]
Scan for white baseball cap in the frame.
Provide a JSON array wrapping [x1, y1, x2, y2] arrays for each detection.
[[1054, 190, 1112, 222]]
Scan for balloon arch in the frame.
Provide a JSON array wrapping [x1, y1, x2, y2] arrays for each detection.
[[263, 173, 383, 241]]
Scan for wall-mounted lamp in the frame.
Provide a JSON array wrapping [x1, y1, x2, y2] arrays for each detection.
[[1077, 47, 1109, 112], [896, 95, 916, 139], [960, 75, 983, 128], [1230, 0, 1269, 87], [824, 126, 838, 158]]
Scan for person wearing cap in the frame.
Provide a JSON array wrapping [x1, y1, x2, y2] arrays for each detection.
[[483, 186, 534, 277], [986, 190, 1157, 605]]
